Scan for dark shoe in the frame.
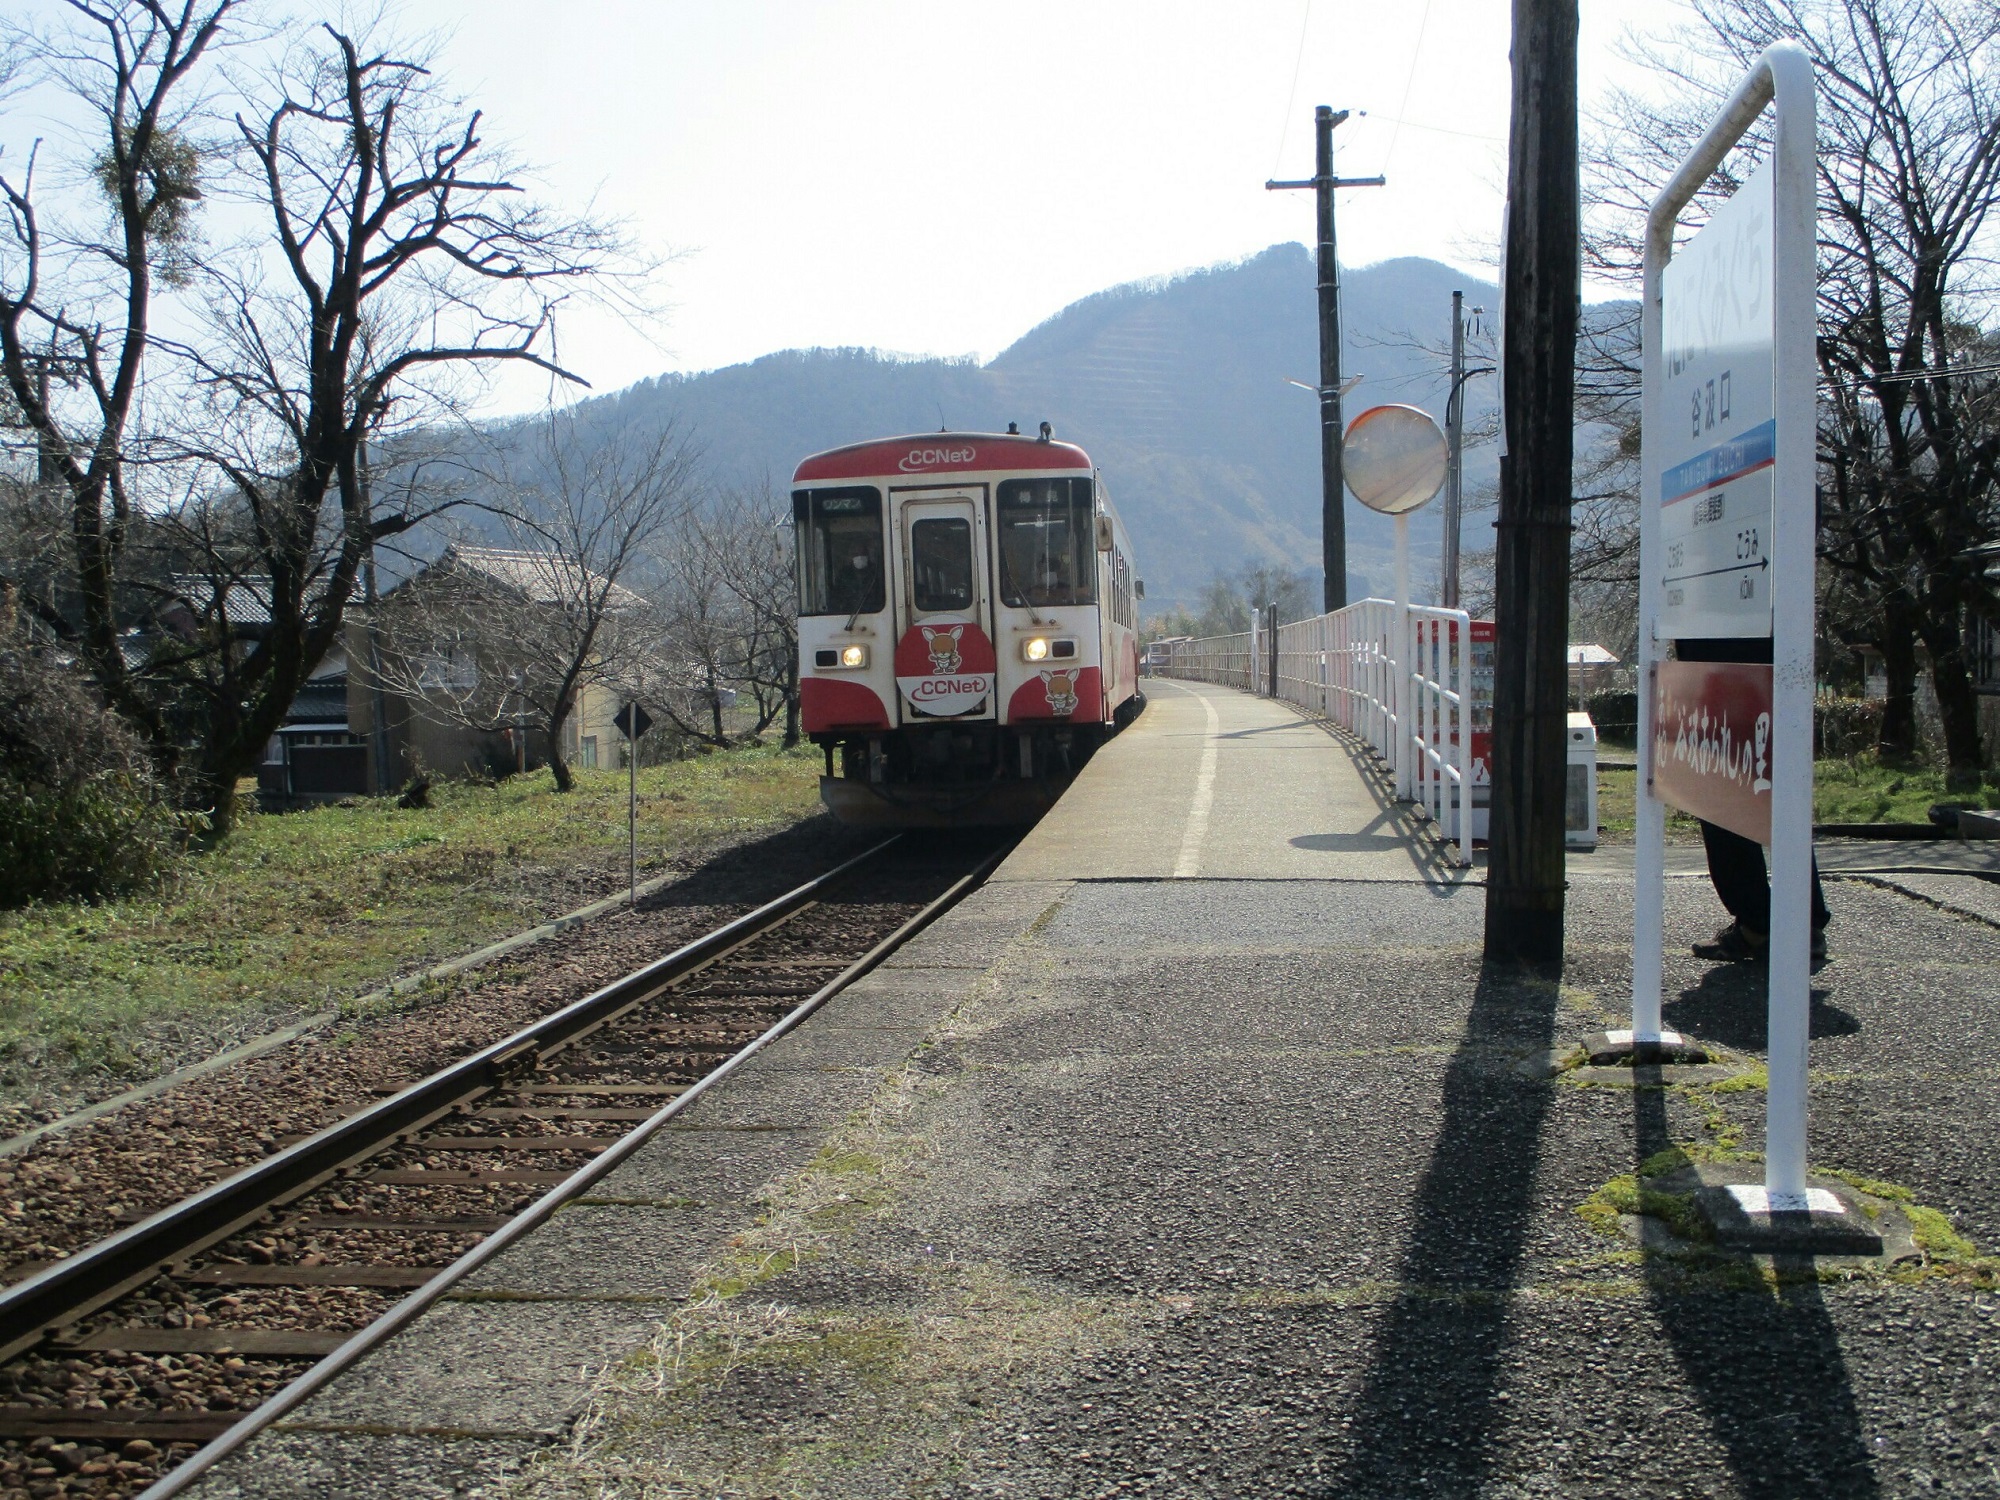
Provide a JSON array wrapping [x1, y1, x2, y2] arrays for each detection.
[[1693, 921, 1768, 963]]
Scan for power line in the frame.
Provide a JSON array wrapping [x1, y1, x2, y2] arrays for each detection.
[[1271, 0, 1314, 176], [1383, 0, 1436, 172], [1368, 111, 1505, 145], [1824, 360, 2000, 388]]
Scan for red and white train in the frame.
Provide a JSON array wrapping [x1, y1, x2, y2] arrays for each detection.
[[793, 427, 1143, 825]]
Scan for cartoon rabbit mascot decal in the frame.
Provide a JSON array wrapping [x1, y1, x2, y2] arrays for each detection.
[[920, 625, 964, 675], [1039, 668, 1079, 717]]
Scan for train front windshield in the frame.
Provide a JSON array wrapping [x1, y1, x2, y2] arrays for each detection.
[[794, 487, 885, 616], [996, 478, 1095, 608]]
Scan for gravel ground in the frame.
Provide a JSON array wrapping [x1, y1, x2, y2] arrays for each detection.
[[0, 822, 1005, 1500], [496, 873, 2000, 1499], [0, 815, 929, 1500], [0, 817, 878, 1275], [0, 816, 871, 1141]]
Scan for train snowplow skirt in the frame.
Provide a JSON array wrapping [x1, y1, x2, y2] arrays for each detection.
[[819, 775, 1064, 829]]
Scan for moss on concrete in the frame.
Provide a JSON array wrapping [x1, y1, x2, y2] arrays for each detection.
[[1709, 1065, 1768, 1095], [1906, 1204, 1978, 1260], [1577, 1173, 1712, 1245]]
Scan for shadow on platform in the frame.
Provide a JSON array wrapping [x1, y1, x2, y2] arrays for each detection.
[[1288, 832, 1412, 854], [1316, 961, 1559, 1495], [1664, 965, 1859, 1047], [1302, 718, 1479, 888], [1628, 1085, 1880, 1498], [1311, 953, 1882, 1498]]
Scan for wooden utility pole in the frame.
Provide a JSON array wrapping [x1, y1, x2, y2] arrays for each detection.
[[1269, 107, 1383, 613], [1484, 0, 1579, 967]]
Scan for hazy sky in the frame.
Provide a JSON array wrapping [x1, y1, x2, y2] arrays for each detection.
[[406, 1, 1660, 411], [3, 2, 1661, 412]]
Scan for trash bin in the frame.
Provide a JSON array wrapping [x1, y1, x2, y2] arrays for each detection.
[[1566, 712, 1598, 851]]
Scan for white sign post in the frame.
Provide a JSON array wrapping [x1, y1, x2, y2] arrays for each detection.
[[1635, 42, 1857, 1238], [1343, 403, 1450, 805]]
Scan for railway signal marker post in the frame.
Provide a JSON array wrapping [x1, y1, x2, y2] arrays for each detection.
[[1635, 42, 1870, 1247], [616, 701, 653, 905]]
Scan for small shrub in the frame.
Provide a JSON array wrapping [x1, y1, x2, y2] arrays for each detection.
[[1815, 696, 1884, 757], [1585, 690, 1639, 744], [0, 630, 188, 905], [1592, 689, 1888, 760], [0, 770, 191, 906]]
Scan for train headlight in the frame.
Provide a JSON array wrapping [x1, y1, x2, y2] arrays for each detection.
[[1023, 637, 1051, 662], [839, 644, 868, 668]]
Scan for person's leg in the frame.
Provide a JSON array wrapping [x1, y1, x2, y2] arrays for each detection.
[[1700, 820, 1770, 933], [1810, 852, 1830, 931]]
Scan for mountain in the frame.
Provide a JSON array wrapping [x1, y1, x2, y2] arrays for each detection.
[[581, 245, 1508, 611]]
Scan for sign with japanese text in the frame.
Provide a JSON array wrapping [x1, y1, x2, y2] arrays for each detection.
[[1658, 157, 1775, 639], [1651, 660, 1774, 843]]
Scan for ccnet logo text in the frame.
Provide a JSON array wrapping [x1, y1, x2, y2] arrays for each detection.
[[906, 674, 991, 703], [898, 445, 976, 472]]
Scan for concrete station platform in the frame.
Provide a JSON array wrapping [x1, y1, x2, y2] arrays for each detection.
[[187, 682, 2000, 1499]]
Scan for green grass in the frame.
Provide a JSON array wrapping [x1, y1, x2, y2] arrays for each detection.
[[1812, 756, 2000, 825], [1592, 765, 1704, 843], [0, 744, 823, 1093], [1593, 752, 2000, 842]]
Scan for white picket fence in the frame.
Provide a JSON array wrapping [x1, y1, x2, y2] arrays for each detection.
[[1155, 598, 1473, 866], [1156, 630, 1255, 692]]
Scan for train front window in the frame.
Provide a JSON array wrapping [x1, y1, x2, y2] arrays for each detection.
[[794, 487, 884, 616], [910, 516, 975, 613], [997, 478, 1095, 608]]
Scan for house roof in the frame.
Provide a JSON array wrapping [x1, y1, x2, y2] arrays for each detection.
[[418, 546, 647, 609], [169, 574, 274, 627], [1567, 643, 1620, 665]]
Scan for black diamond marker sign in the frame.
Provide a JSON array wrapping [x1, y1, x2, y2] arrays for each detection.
[[613, 702, 652, 740]]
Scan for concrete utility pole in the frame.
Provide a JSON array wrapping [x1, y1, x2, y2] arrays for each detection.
[[1269, 107, 1384, 614], [1484, 0, 1580, 967], [1444, 292, 1467, 611]]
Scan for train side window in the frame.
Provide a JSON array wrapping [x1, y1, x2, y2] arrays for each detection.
[[996, 478, 1095, 608], [793, 487, 884, 616], [910, 516, 975, 613]]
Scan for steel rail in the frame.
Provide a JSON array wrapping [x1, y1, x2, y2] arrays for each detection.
[[0, 836, 902, 1365], [140, 838, 1011, 1499]]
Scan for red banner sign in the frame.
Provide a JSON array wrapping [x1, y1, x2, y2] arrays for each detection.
[[1651, 660, 1774, 844]]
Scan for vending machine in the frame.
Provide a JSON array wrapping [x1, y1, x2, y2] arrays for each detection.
[[1468, 619, 1494, 842]]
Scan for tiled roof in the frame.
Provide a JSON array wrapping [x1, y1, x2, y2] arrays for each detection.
[[170, 575, 274, 626], [430, 546, 647, 608]]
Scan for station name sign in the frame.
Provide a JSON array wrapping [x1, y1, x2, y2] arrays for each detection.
[[1658, 156, 1776, 641]]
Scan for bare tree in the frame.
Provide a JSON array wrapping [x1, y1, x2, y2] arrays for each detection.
[[627, 483, 804, 750], [699, 483, 799, 744], [1147, 563, 1318, 639], [0, 6, 640, 827], [372, 410, 695, 791], [1587, 0, 2000, 775], [0, 2, 235, 765], [647, 517, 744, 750]]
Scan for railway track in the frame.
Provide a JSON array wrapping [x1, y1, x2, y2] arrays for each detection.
[[0, 833, 1009, 1498]]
